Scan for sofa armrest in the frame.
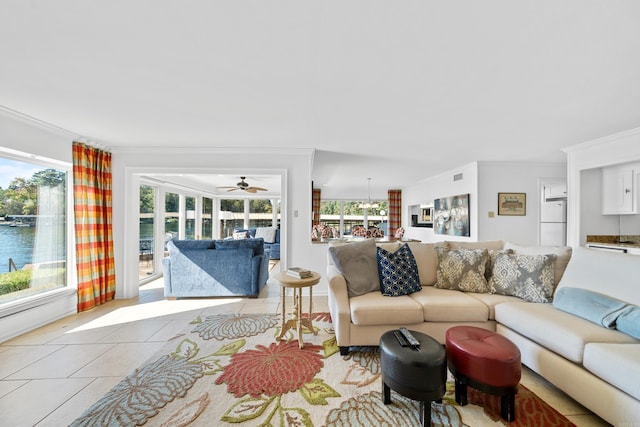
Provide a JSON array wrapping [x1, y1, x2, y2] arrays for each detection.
[[327, 265, 352, 350]]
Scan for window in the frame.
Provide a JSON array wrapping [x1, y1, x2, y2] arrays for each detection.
[[0, 157, 68, 304], [319, 200, 388, 236], [202, 197, 213, 239], [184, 196, 196, 240], [220, 199, 244, 237], [139, 184, 155, 280], [249, 199, 273, 228], [164, 192, 179, 244]]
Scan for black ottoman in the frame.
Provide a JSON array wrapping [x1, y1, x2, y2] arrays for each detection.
[[380, 330, 447, 426]]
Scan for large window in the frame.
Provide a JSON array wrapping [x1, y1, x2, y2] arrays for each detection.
[[0, 157, 68, 304], [249, 199, 273, 228], [164, 192, 179, 243], [220, 199, 244, 238], [320, 200, 388, 236], [139, 184, 155, 280], [202, 197, 213, 239]]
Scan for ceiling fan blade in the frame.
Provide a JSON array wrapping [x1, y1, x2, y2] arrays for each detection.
[[226, 188, 239, 192], [245, 188, 258, 193], [248, 187, 268, 191]]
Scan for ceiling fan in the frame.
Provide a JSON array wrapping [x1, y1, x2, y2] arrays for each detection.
[[217, 176, 268, 193]]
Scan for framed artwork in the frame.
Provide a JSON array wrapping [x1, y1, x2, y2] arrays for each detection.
[[498, 192, 526, 216], [433, 193, 470, 236]]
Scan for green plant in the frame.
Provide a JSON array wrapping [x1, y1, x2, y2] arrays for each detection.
[[0, 268, 66, 296]]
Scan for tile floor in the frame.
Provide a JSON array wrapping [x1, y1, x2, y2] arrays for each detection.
[[0, 275, 610, 427]]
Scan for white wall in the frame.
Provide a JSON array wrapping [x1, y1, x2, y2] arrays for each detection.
[[477, 161, 566, 245], [402, 163, 479, 243], [402, 161, 566, 245]]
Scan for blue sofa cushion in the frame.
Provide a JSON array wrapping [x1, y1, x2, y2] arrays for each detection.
[[216, 237, 265, 256], [170, 239, 215, 250]]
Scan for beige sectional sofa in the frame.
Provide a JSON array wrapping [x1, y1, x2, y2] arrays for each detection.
[[327, 240, 640, 425]]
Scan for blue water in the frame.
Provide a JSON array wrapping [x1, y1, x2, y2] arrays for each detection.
[[0, 225, 37, 273]]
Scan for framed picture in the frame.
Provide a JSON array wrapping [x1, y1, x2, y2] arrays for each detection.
[[434, 193, 470, 236], [498, 192, 526, 216]]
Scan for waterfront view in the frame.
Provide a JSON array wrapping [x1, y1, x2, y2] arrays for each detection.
[[0, 222, 36, 273]]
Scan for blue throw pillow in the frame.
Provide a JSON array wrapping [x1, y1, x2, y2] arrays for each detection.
[[377, 244, 421, 296]]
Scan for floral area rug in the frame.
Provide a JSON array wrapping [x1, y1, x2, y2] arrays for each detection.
[[71, 313, 575, 427]]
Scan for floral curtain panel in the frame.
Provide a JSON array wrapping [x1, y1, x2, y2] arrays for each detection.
[[387, 189, 401, 238], [72, 141, 116, 312]]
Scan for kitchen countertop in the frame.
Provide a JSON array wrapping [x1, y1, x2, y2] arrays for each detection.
[[585, 235, 640, 249]]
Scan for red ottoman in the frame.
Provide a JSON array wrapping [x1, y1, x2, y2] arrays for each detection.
[[445, 326, 521, 421]]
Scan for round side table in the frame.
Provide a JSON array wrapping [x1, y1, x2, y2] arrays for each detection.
[[274, 271, 321, 348]]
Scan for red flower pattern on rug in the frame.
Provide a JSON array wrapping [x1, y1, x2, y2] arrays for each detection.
[[216, 340, 324, 398]]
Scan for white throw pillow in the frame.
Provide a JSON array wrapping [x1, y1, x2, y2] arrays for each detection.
[[255, 227, 277, 243]]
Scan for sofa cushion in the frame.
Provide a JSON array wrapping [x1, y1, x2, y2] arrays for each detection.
[[583, 343, 640, 400], [556, 246, 640, 307], [406, 242, 437, 286], [467, 292, 524, 320], [255, 227, 277, 243], [169, 239, 215, 250], [409, 287, 489, 322], [328, 239, 380, 298], [488, 252, 557, 303], [434, 247, 491, 293], [377, 244, 422, 296], [216, 237, 264, 256], [445, 240, 505, 250], [495, 302, 638, 363], [553, 287, 629, 328], [350, 291, 423, 326], [504, 241, 572, 286]]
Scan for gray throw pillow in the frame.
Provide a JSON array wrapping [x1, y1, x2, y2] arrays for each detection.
[[434, 247, 491, 293], [489, 252, 557, 303], [328, 239, 380, 297]]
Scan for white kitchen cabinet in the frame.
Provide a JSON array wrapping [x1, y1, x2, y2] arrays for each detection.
[[602, 165, 636, 214]]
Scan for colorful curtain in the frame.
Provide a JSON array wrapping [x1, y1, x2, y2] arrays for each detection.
[[72, 141, 116, 312], [312, 188, 321, 226], [387, 189, 402, 238]]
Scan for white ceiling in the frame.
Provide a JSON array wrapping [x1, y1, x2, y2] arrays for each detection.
[[2, 1, 640, 199]]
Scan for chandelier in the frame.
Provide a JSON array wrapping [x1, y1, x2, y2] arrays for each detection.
[[359, 178, 379, 209]]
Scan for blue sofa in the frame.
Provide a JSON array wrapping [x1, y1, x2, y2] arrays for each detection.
[[235, 227, 280, 260], [162, 238, 270, 298]]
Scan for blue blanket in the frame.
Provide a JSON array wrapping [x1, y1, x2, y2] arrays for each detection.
[[616, 306, 640, 339], [553, 287, 629, 329]]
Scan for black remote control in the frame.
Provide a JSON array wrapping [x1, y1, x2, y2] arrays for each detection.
[[399, 327, 420, 348], [394, 330, 409, 346]]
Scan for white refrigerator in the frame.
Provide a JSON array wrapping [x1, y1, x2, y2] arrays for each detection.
[[540, 198, 567, 246]]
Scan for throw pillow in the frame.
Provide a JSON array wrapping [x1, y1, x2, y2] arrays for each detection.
[[434, 247, 491, 293], [233, 231, 249, 240], [328, 239, 380, 298], [489, 252, 557, 303], [255, 227, 277, 243], [377, 244, 421, 296], [504, 242, 572, 286]]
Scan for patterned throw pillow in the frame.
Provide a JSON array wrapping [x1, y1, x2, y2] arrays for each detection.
[[434, 247, 490, 293], [489, 252, 557, 303], [233, 231, 249, 240], [377, 244, 422, 296]]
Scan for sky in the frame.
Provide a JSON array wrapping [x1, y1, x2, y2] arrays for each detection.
[[0, 158, 43, 189]]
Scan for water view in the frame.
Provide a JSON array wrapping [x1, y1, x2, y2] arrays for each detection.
[[0, 224, 37, 273]]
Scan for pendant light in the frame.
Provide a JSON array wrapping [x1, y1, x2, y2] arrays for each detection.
[[359, 178, 379, 209]]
